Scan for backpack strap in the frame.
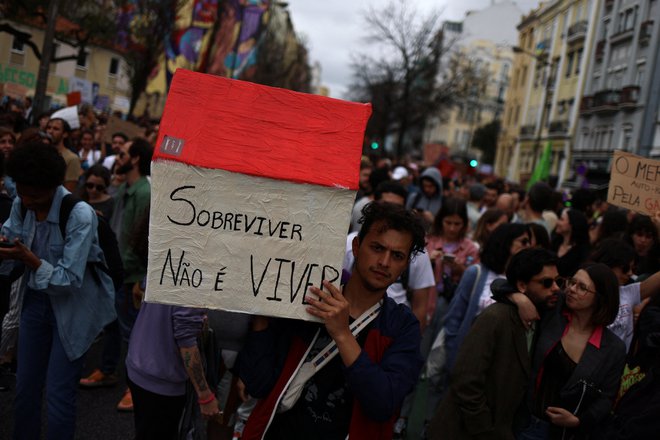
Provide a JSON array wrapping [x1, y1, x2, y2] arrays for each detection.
[[58, 194, 80, 240]]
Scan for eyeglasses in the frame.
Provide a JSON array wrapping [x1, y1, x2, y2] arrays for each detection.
[[85, 183, 106, 192], [533, 276, 565, 289], [566, 277, 597, 296]]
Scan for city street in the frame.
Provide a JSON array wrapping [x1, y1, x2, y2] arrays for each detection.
[[0, 340, 133, 440]]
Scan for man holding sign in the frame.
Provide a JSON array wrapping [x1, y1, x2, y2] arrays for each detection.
[[237, 202, 425, 439]]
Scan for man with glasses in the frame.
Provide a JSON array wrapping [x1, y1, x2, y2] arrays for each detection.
[[428, 248, 560, 439]]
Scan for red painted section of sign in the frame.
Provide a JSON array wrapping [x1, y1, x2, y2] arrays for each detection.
[[153, 69, 372, 189]]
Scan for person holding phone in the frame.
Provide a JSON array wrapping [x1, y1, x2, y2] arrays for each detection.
[[0, 142, 115, 439]]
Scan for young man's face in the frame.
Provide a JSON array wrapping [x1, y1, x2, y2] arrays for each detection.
[[421, 179, 437, 198], [16, 183, 57, 213], [352, 221, 412, 293], [46, 119, 67, 145], [519, 265, 560, 309], [111, 135, 126, 154]]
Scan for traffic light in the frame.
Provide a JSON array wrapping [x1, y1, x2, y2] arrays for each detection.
[[469, 159, 478, 168], [370, 141, 380, 150]]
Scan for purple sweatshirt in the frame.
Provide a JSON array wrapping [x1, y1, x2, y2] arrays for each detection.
[[126, 302, 205, 396]]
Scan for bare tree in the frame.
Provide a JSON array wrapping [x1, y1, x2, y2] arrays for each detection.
[[348, 0, 483, 157]]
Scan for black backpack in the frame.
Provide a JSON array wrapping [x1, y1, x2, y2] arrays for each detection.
[[59, 195, 124, 290], [20, 195, 124, 290]]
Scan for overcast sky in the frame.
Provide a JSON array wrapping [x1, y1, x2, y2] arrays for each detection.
[[285, 0, 541, 98]]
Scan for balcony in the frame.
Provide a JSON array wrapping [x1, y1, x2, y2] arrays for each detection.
[[579, 95, 594, 116], [548, 120, 569, 137], [610, 27, 635, 44], [640, 20, 654, 45], [567, 20, 588, 43], [595, 40, 606, 62], [519, 124, 536, 139], [619, 85, 640, 110], [592, 89, 620, 114]]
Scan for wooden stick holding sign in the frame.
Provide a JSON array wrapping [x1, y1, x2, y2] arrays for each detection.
[[607, 151, 660, 216], [146, 69, 371, 321]]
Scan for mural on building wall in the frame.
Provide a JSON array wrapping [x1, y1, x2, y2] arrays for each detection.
[[165, 0, 220, 86], [206, 0, 270, 80]]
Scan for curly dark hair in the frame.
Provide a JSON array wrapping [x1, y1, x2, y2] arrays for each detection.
[[6, 141, 65, 188], [480, 223, 530, 274], [357, 201, 426, 258]]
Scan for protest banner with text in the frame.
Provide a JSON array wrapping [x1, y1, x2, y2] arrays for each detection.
[[607, 151, 660, 216], [146, 69, 371, 321]]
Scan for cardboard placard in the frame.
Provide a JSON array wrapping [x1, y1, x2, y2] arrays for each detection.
[[102, 116, 144, 144], [146, 69, 372, 320], [607, 151, 660, 215]]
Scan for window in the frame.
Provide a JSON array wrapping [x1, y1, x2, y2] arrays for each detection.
[[11, 36, 24, 53], [521, 65, 528, 85], [109, 57, 119, 76], [575, 48, 583, 75], [636, 66, 645, 86], [76, 51, 88, 69], [566, 52, 575, 77]]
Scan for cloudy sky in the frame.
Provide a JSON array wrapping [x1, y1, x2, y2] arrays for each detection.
[[285, 0, 541, 98]]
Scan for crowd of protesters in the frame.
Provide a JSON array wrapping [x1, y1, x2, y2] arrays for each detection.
[[0, 93, 659, 440]]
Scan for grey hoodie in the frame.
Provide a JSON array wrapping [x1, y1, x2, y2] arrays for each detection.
[[406, 166, 443, 215]]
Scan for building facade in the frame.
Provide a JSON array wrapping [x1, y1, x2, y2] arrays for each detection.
[[574, 0, 660, 185], [423, 1, 522, 162], [496, 0, 599, 186], [0, 19, 131, 113]]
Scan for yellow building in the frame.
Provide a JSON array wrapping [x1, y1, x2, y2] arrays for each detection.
[[424, 39, 515, 161], [0, 18, 131, 113], [496, 0, 600, 186]]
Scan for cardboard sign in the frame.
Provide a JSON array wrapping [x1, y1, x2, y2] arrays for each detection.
[[146, 69, 371, 320], [102, 116, 144, 144], [607, 151, 660, 215]]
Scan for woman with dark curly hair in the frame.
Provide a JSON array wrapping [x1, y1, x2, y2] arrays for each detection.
[[0, 142, 115, 439], [551, 208, 590, 277], [442, 222, 531, 376]]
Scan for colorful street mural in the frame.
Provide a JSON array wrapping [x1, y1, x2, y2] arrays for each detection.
[[165, 0, 220, 85], [206, 0, 270, 80]]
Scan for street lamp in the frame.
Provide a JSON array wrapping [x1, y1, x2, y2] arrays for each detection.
[[512, 45, 553, 176]]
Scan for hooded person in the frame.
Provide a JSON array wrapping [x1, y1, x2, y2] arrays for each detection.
[[406, 167, 443, 222]]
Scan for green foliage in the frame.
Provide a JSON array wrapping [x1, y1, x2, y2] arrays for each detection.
[[471, 119, 500, 164]]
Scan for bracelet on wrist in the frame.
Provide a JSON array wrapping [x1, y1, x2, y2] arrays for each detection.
[[197, 393, 215, 405]]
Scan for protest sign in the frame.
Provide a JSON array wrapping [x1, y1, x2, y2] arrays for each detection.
[[607, 151, 660, 216], [146, 69, 372, 321], [50, 106, 80, 129], [102, 116, 144, 144]]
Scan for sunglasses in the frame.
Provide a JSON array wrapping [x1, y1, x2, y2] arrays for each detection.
[[533, 276, 565, 289], [85, 183, 106, 191]]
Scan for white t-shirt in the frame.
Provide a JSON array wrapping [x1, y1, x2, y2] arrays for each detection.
[[608, 282, 641, 351], [102, 154, 117, 170], [476, 270, 499, 316], [342, 232, 435, 307]]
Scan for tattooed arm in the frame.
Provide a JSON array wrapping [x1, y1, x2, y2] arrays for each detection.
[[180, 345, 221, 419]]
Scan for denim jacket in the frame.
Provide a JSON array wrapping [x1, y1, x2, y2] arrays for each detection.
[[0, 186, 116, 361]]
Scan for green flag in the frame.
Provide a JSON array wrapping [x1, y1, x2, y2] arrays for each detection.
[[527, 141, 552, 190]]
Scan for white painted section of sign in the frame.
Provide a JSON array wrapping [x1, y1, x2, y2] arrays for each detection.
[[146, 160, 355, 321]]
